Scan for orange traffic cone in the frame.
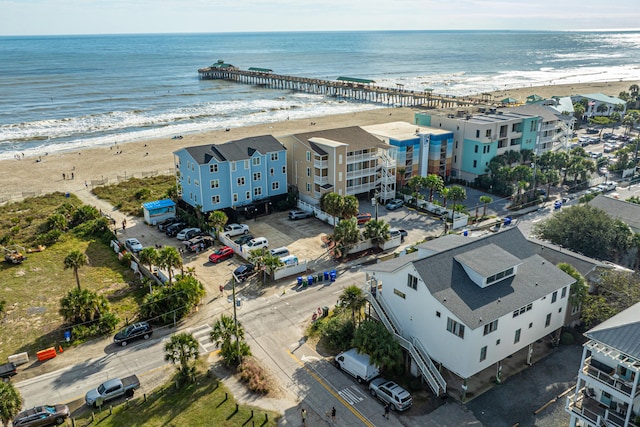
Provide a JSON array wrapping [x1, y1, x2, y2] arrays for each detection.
[[58, 345, 64, 353]]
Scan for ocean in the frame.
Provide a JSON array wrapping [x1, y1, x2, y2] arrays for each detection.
[[1, 30, 639, 160]]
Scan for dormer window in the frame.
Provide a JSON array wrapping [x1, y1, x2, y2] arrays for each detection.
[[454, 244, 520, 288]]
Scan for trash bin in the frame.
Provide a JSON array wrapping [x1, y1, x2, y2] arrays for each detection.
[[236, 298, 241, 307], [324, 271, 330, 281], [302, 278, 308, 287], [65, 192, 70, 198], [64, 330, 71, 342], [322, 306, 329, 317], [504, 217, 512, 226], [297, 276, 303, 286], [317, 273, 323, 282], [307, 275, 314, 286], [330, 270, 337, 281], [463, 230, 468, 236]]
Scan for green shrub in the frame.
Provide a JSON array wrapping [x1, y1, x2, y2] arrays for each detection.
[[120, 252, 132, 266], [319, 315, 355, 350], [34, 229, 62, 247], [134, 188, 152, 200], [560, 331, 575, 346]]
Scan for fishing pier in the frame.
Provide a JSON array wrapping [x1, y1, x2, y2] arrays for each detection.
[[198, 60, 490, 108]]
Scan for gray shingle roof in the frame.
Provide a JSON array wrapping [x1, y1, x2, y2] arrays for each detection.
[[293, 126, 389, 151], [411, 227, 575, 328], [454, 244, 521, 278], [586, 302, 640, 361], [588, 194, 640, 233], [180, 135, 285, 164]]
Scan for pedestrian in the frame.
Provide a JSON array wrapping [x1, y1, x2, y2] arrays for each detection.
[[71, 172, 74, 179], [122, 219, 126, 231], [62, 173, 65, 180], [301, 408, 307, 426], [219, 285, 224, 294], [383, 403, 390, 419], [331, 406, 336, 421]]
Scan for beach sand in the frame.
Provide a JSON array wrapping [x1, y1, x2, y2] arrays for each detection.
[[1, 79, 638, 202]]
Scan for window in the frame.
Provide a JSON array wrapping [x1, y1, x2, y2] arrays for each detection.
[[306, 183, 311, 192], [514, 328, 521, 344], [233, 193, 238, 203], [307, 167, 311, 177], [253, 172, 261, 181], [474, 145, 479, 153], [513, 303, 533, 318], [339, 172, 342, 181], [252, 157, 260, 166], [272, 182, 279, 190], [530, 121, 537, 132], [545, 313, 551, 327], [476, 130, 480, 138], [480, 346, 487, 362], [187, 177, 191, 184], [393, 288, 406, 299], [245, 191, 251, 200], [194, 180, 199, 186], [282, 166, 286, 174], [473, 160, 477, 168], [436, 311, 441, 318], [552, 291, 558, 303], [529, 322, 533, 329], [485, 129, 492, 138], [446, 318, 465, 339], [244, 160, 249, 169], [561, 286, 567, 298], [211, 195, 220, 204], [571, 302, 581, 315], [483, 319, 498, 336], [339, 154, 343, 164], [270, 168, 274, 176], [407, 274, 418, 290], [496, 339, 500, 345], [209, 164, 218, 173], [231, 162, 237, 172], [237, 177, 245, 186], [270, 152, 279, 161], [254, 187, 262, 197], [210, 179, 220, 189]]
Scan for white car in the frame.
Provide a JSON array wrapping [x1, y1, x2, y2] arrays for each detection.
[[176, 227, 201, 240], [124, 238, 143, 253], [244, 237, 269, 251], [223, 223, 250, 237]]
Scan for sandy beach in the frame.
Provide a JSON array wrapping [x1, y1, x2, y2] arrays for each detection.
[[1, 79, 637, 203]]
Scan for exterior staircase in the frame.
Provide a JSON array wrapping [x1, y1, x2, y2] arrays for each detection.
[[365, 279, 447, 396]]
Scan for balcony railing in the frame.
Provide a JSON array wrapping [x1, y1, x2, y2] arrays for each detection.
[[347, 167, 377, 179], [314, 175, 329, 185], [567, 392, 636, 427], [314, 159, 328, 169], [583, 361, 635, 396]]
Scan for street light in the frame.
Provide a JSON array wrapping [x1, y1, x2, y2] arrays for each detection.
[[371, 190, 379, 221]]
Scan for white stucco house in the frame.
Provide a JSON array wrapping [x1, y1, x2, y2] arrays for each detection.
[[364, 227, 576, 396]]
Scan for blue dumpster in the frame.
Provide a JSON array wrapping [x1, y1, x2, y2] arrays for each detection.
[[330, 270, 337, 282], [307, 275, 314, 286], [324, 271, 329, 281], [297, 277, 303, 286]]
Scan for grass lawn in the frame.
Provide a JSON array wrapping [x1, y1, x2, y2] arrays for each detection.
[[92, 175, 176, 217], [0, 194, 143, 362], [73, 367, 279, 427]]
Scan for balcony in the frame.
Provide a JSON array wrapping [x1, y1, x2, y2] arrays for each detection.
[[314, 175, 329, 185], [583, 358, 636, 397], [314, 159, 328, 169], [346, 167, 377, 179], [567, 392, 636, 427]]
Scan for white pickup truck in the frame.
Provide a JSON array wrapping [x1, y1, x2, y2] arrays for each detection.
[[85, 375, 140, 407]]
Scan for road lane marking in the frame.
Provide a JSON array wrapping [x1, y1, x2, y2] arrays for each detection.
[[287, 350, 373, 427], [338, 386, 365, 405]]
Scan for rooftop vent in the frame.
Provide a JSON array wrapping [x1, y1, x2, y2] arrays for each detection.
[[466, 115, 472, 120], [478, 107, 486, 113], [489, 108, 497, 114]]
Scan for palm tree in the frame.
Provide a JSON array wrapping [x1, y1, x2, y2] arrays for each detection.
[[479, 195, 493, 218], [341, 195, 359, 220], [63, 250, 89, 290], [424, 174, 444, 202], [332, 218, 361, 259], [138, 247, 158, 273], [439, 186, 450, 208], [208, 210, 228, 236], [338, 285, 367, 326], [0, 381, 23, 426], [448, 185, 467, 221], [396, 167, 407, 191], [164, 332, 199, 382], [59, 288, 109, 324], [362, 219, 390, 246], [158, 246, 182, 285], [210, 313, 251, 366], [632, 233, 640, 270], [407, 175, 426, 203], [321, 192, 344, 229]]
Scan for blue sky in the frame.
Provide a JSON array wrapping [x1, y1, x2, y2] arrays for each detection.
[[2, 0, 639, 36]]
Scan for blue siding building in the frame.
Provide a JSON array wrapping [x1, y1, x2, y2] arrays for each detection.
[[173, 135, 287, 213]]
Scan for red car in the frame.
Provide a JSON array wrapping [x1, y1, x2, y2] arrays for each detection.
[[209, 246, 234, 263], [356, 212, 372, 225]]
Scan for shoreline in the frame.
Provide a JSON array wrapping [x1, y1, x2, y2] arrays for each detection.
[[1, 79, 638, 203]]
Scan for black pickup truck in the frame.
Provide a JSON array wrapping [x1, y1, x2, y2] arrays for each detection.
[[0, 362, 17, 381]]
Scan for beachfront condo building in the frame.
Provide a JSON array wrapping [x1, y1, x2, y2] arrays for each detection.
[[362, 121, 454, 186], [173, 135, 287, 213], [279, 126, 396, 206], [565, 301, 640, 427], [415, 103, 573, 182], [363, 227, 575, 398], [570, 93, 627, 121]]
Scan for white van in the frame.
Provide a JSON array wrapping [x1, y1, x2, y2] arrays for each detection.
[[334, 348, 380, 383], [269, 247, 290, 258], [280, 255, 298, 266], [244, 237, 269, 251]]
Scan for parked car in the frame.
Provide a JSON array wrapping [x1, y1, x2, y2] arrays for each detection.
[[335, 348, 379, 383], [85, 375, 140, 408], [586, 127, 599, 134], [13, 404, 70, 427], [124, 238, 143, 254], [183, 235, 215, 252], [165, 222, 186, 237], [223, 223, 250, 237], [233, 263, 255, 282], [0, 361, 17, 381], [244, 237, 269, 251], [288, 209, 312, 220], [234, 234, 255, 245], [209, 246, 234, 263], [385, 199, 404, 210], [113, 321, 153, 347], [176, 227, 201, 241], [369, 377, 413, 412], [269, 246, 290, 258], [156, 217, 179, 232], [356, 212, 372, 225]]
